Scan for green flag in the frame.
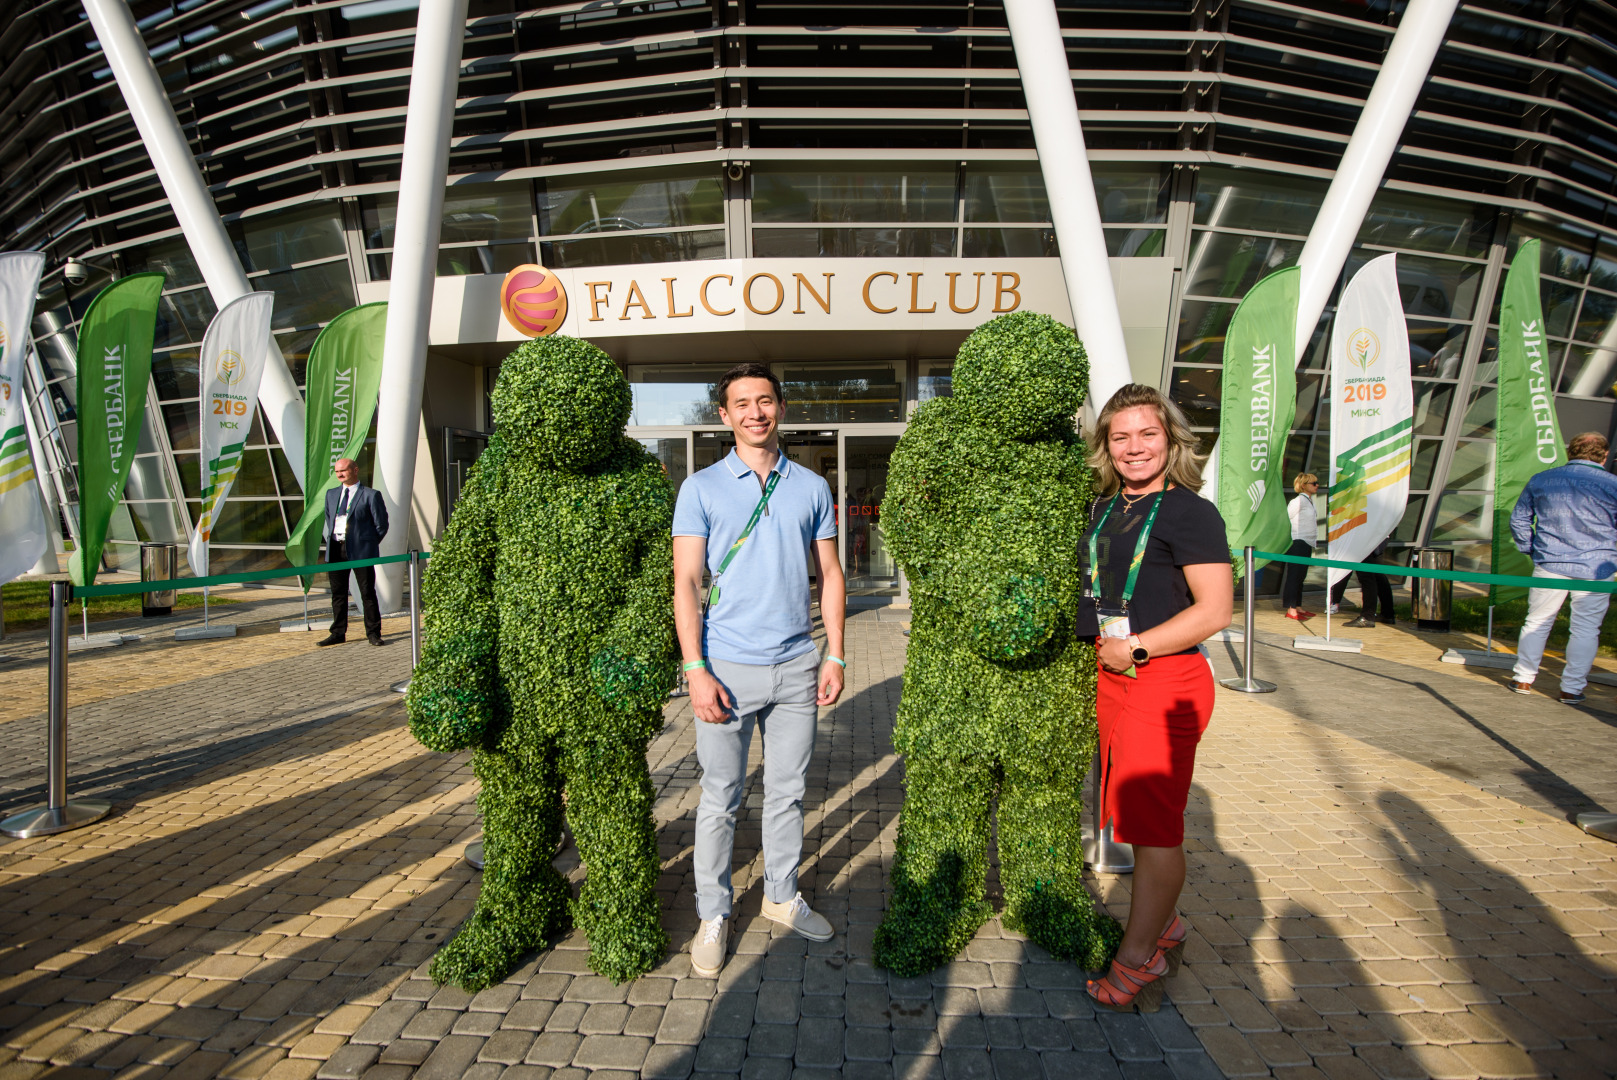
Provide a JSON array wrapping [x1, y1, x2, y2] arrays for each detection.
[[1217, 266, 1299, 569], [284, 303, 388, 583], [69, 272, 165, 586], [1490, 239, 1565, 605]]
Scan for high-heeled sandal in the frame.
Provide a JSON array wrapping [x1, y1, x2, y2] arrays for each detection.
[[1157, 914, 1187, 976], [1086, 947, 1169, 1014]]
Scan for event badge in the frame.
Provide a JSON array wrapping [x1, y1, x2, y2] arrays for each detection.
[[334, 513, 349, 541], [1096, 608, 1137, 679]]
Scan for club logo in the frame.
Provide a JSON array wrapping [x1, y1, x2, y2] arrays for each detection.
[[1347, 328, 1380, 370], [501, 265, 569, 337], [216, 348, 244, 386]]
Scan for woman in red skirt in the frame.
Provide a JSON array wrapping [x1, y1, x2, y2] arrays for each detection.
[[1077, 384, 1233, 1013]]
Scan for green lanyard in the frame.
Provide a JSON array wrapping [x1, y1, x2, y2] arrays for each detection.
[[706, 470, 781, 610], [1086, 490, 1165, 610]]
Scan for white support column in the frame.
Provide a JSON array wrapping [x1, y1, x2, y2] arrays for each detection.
[[1292, 0, 1461, 362], [373, 0, 468, 612], [1003, 0, 1134, 418], [1203, 0, 1458, 504], [81, 0, 307, 487]]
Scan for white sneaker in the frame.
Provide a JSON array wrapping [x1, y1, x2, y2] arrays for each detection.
[[760, 892, 834, 942], [691, 916, 727, 977], [1328, 603, 1340, 615]]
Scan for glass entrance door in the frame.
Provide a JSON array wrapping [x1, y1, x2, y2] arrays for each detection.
[[843, 434, 900, 600]]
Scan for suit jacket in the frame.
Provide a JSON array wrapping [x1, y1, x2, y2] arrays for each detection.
[[325, 483, 389, 560]]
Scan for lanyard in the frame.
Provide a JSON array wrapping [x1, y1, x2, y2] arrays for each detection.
[[706, 469, 780, 609], [1085, 490, 1164, 610]]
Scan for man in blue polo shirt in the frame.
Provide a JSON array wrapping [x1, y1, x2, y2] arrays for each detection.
[[673, 363, 846, 977]]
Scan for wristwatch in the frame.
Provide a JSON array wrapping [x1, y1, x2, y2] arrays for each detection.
[[1128, 635, 1150, 666]]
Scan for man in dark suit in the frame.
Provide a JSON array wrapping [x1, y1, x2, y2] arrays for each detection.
[[318, 457, 389, 646]]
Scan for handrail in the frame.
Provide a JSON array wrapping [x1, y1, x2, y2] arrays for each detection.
[[73, 551, 428, 599], [1254, 550, 1617, 594]]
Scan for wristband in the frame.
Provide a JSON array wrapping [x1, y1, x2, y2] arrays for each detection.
[[825, 655, 846, 668], [682, 660, 707, 672]]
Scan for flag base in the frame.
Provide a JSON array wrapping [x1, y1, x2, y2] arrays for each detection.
[[1, 799, 112, 839], [176, 625, 236, 641], [69, 633, 132, 652], [280, 620, 318, 633], [1576, 813, 1617, 844], [465, 840, 484, 869], [1294, 636, 1362, 653], [1441, 648, 1514, 669]]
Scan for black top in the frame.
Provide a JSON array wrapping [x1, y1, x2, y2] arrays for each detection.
[[1075, 485, 1230, 654]]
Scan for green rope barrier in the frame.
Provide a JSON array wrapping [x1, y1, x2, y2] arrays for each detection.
[[1254, 550, 1617, 594], [74, 551, 429, 599]]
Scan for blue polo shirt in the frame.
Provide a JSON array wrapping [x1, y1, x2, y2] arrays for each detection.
[[673, 449, 838, 665]]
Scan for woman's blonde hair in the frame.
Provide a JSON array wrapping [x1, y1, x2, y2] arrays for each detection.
[[1293, 472, 1318, 490], [1086, 384, 1207, 496]]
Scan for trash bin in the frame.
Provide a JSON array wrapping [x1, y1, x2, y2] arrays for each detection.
[[1412, 547, 1453, 632], [140, 542, 177, 617]]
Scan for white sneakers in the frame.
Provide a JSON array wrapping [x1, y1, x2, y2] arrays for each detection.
[[690, 916, 728, 977], [691, 893, 835, 976], [761, 892, 834, 942]]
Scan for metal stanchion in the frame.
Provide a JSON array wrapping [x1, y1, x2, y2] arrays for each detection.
[[1220, 547, 1276, 694], [2, 582, 111, 838], [1576, 814, 1617, 843], [392, 550, 420, 695], [1082, 757, 1134, 874]]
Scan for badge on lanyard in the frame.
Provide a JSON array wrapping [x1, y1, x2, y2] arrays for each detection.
[[1085, 491, 1164, 678]]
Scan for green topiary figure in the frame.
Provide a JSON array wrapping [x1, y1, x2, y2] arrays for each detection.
[[871, 312, 1122, 977], [406, 335, 677, 989]]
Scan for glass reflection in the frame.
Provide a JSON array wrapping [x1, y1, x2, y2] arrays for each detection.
[[1192, 166, 1326, 235], [1446, 439, 1496, 490], [962, 228, 1056, 258], [1169, 366, 1220, 427], [628, 365, 730, 426], [541, 230, 725, 268], [636, 438, 689, 498], [1175, 301, 1236, 366], [1408, 322, 1466, 378], [844, 435, 900, 598], [1509, 214, 1594, 282], [1357, 191, 1493, 259], [152, 348, 200, 401], [1183, 232, 1301, 298], [238, 204, 346, 272], [542, 169, 724, 234], [752, 167, 955, 224], [1431, 490, 1491, 542], [753, 228, 955, 258], [783, 365, 901, 423], [917, 361, 953, 404], [258, 261, 356, 330]]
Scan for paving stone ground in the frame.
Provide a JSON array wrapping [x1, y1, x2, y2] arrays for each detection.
[[1, 598, 1614, 1080]]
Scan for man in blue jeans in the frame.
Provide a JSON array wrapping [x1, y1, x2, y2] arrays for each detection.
[[673, 363, 846, 977], [1509, 432, 1617, 705]]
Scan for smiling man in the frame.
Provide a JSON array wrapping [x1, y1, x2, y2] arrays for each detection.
[[672, 362, 846, 977]]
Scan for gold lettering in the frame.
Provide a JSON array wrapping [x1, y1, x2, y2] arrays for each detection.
[[992, 272, 1022, 313], [663, 277, 693, 318], [907, 272, 936, 314], [946, 271, 984, 313], [700, 274, 735, 316], [619, 280, 654, 320], [585, 281, 612, 322], [793, 272, 833, 315], [862, 271, 899, 314], [744, 273, 786, 316]]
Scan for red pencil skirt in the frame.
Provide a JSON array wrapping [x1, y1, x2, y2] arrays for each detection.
[[1095, 650, 1214, 847]]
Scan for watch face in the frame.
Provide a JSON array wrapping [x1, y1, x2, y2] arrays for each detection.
[[1132, 647, 1149, 663]]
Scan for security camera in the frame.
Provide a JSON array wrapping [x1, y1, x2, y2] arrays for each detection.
[[727, 163, 745, 182], [62, 258, 88, 285]]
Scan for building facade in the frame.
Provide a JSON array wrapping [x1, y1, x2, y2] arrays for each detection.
[[3, 0, 1615, 593]]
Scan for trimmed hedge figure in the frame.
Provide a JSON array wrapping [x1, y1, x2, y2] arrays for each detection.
[[407, 335, 677, 989], [872, 312, 1122, 977]]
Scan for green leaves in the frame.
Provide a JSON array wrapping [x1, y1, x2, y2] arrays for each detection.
[[873, 313, 1119, 975], [407, 335, 676, 988]]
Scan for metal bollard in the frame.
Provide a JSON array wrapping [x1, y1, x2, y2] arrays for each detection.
[[1082, 758, 1134, 874], [1220, 546, 1276, 694], [1, 582, 111, 838], [392, 552, 422, 695]]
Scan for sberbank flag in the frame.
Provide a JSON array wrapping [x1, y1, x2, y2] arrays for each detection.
[[1216, 266, 1298, 569], [1491, 239, 1565, 605], [284, 303, 387, 586], [69, 272, 165, 587]]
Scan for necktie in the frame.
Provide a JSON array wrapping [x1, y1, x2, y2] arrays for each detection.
[[339, 487, 351, 514]]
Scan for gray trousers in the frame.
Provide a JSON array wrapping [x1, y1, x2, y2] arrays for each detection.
[[695, 651, 820, 921]]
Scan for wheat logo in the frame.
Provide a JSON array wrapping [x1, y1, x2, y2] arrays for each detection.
[[1246, 478, 1265, 514], [216, 348, 244, 387], [1348, 328, 1380, 371]]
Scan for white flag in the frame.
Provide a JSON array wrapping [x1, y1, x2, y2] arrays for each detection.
[[1327, 253, 1413, 588], [188, 292, 274, 578], [0, 251, 49, 587]]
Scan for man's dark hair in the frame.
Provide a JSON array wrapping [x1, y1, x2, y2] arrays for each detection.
[[712, 363, 784, 410]]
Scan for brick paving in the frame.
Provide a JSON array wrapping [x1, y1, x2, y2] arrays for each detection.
[[0, 603, 1613, 1080]]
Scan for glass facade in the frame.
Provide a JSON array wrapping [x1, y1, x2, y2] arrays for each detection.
[[2, 1, 1614, 576]]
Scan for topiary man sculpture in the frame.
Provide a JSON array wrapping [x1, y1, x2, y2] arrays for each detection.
[[406, 335, 677, 990], [871, 312, 1121, 977]]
